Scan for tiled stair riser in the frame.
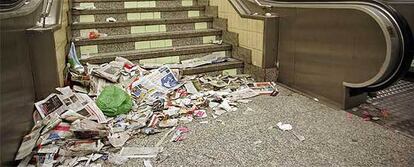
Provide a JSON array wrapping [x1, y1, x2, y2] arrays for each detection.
[[76, 36, 219, 55], [72, 0, 198, 9], [72, 22, 211, 37]]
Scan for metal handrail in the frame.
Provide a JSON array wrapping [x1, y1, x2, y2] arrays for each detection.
[[41, 0, 53, 27], [253, 0, 271, 8]]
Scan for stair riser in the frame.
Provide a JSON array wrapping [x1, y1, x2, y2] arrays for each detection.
[[72, 22, 212, 38], [76, 36, 220, 55], [80, 44, 232, 63], [72, 11, 205, 23], [73, 0, 200, 9]]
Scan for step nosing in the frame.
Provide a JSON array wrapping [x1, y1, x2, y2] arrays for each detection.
[[80, 44, 232, 63], [73, 0, 178, 2], [72, 6, 205, 15], [72, 17, 213, 30], [73, 29, 222, 46]]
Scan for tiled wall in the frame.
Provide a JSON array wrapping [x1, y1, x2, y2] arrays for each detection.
[[209, 0, 264, 67], [54, 0, 70, 86]]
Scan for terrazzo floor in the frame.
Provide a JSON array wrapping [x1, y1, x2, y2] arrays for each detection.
[[107, 85, 414, 167]]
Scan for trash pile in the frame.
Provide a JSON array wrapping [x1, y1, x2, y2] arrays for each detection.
[[15, 43, 279, 166]]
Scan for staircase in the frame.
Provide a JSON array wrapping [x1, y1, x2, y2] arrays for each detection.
[[69, 0, 244, 75]]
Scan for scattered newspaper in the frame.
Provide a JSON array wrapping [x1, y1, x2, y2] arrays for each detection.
[[93, 62, 123, 83], [248, 82, 278, 95], [15, 124, 44, 160], [184, 81, 199, 94], [181, 52, 227, 68], [129, 66, 181, 103], [119, 147, 163, 158], [141, 52, 227, 69], [35, 87, 107, 123], [229, 88, 260, 101]]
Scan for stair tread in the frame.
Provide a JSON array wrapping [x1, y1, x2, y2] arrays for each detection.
[[73, 0, 178, 2], [73, 29, 221, 46], [72, 6, 205, 15], [182, 59, 244, 75], [72, 16, 213, 30], [80, 43, 232, 64]]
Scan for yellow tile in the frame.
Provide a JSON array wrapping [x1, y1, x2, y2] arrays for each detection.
[[141, 12, 154, 20], [203, 36, 216, 44], [140, 57, 180, 64], [131, 26, 146, 34], [223, 69, 238, 75], [150, 40, 165, 48], [182, 0, 193, 6], [79, 15, 94, 23], [153, 12, 161, 19], [188, 11, 200, 17], [127, 13, 140, 20], [148, 1, 156, 7], [80, 29, 96, 38], [137, 1, 150, 8], [165, 39, 172, 47], [195, 22, 207, 30], [80, 45, 98, 55], [124, 2, 137, 8], [159, 25, 166, 32], [145, 25, 159, 33], [80, 3, 94, 8], [251, 50, 263, 67], [135, 41, 151, 49]]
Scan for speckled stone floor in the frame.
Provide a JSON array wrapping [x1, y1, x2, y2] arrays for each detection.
[[106, 85, 414, 167]]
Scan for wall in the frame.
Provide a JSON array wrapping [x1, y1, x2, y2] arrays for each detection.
[[53, 0, 69, 86], [210, 0, 265, 67]]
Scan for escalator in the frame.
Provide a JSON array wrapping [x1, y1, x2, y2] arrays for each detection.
[[255, 0, 413, 108], [254, 0, 414, 136], [1, 0, 65, 165]]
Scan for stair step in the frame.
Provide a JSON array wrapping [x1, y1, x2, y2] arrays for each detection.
[[72, 6, 205, 15], [80, 43, 232, 64], [73, 0, 200, 9], [73, 0, 179, 2], [73, 29, 221, 46], [182, 59, 244, 75], [72, 16, 213, 30]]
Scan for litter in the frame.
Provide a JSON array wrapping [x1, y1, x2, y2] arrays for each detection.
[[119, 147, 163, 158], [15, 55, 280, 166], [108, 132, 130, 147], [276, 122, 293, 131], [96, 86, 133, 117], [144, 159, 153, 167], [106, 17, 117, 22], [171, 127, 189, 142], [253, 140, 262, 145]]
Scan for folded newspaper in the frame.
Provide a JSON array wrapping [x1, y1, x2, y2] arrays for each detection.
[[35, 87, 107, 123]]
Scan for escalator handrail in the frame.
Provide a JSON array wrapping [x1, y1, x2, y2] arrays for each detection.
[[256, 0, 414, 92], [0, 0, 25, 12]]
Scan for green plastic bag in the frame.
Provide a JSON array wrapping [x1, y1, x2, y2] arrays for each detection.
[[96, 86, 132, 117]]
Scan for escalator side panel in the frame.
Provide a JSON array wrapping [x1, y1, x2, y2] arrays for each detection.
[[276, 8, 387, 107]]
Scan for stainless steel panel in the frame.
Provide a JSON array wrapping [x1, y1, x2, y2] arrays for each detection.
[[275, 8, 387, 107], [0, 0, 43, 165]]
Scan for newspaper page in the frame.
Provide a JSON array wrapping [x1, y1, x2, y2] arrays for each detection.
[[119, 147, 163, 158], [15, 124, 44, 160], [35, 94, 67, 118], [229, 88, 260, 101], [248, 82, 278, 95], [181, 52, 227, 68], [129, 66, 182, 103], [93, 63, 122, 83]]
